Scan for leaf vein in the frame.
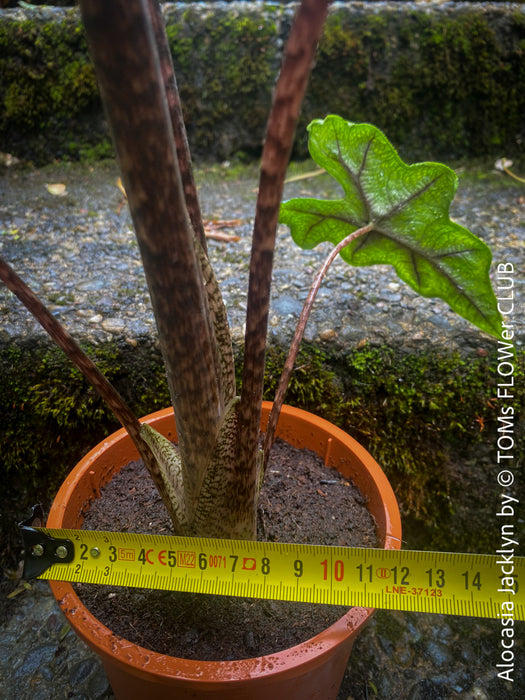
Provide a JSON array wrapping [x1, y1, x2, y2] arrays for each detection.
[[433, 247, 478, 260], [366, 226, 493, 328], [375, 175, 442, 224], [334, 132, 374, 221], [410, 251, 422, 288]]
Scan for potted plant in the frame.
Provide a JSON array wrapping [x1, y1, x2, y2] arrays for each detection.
[[0, 0, 502, 698]]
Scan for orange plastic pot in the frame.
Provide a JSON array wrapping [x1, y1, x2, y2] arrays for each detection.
[[48, 403, 401, 699]]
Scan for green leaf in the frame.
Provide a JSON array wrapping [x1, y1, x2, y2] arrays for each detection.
[[280, 115, 502, 338]]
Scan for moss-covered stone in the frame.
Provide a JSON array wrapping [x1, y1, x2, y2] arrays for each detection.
[[1, 3, 524, 165], [303, 4, 525, 161], [1, 340, 166, 494], [164, 3, 279, 159], [0, 337, 171, 565], [262, 343, 525, 551], [5, 334, 521, 564], [0, 8, 111, 163]]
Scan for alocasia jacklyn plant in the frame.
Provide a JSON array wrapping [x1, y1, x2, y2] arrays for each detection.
[[0, 0, 501, 544]]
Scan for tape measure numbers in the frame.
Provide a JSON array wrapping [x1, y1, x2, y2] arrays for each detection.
[[21, 527, 523, 620]]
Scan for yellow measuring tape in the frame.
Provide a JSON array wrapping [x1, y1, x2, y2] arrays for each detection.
[[21, 526, 523, 620]]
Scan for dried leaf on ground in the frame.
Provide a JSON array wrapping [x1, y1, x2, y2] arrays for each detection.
[[45, 183, 67, 196]]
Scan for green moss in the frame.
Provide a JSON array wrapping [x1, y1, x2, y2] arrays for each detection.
[[0, 337, 167, 565], [262, 345, 345, 426], [374, 610, 406, 645], [0, 340, 170, 490], [166, 5, 279, 159], [0, 10, 109, 163], [304, 7, 525, 161], [260, 342, 524, 552], [1, 336, 523, 562], [1, 5, 524, 164], [343, 348, 491, 465]]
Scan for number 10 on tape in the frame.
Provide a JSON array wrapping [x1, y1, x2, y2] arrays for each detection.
[[22, 528, 524, 620]]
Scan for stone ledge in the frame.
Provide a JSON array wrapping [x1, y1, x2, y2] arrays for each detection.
[[1, 160, 523, 353], [1, 2, 524, 164]]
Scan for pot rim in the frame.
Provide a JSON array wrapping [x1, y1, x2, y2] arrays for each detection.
[[48, 403, 402, 684]]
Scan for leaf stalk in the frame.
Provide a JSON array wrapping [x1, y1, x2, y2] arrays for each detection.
[[0, 257, 184, 529], [263, 222, 374, 460], [239, 0, 330, 475]]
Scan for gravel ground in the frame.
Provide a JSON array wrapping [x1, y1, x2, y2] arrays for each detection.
[[0, 157, 524, 699], [1, 158, 523, 354], [0, 580, 523, 699]]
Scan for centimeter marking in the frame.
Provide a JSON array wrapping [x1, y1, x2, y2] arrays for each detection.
[[37, 528, 523, 620]]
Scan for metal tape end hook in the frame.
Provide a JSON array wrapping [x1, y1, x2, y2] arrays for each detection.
[[19, 505, 74, 579]]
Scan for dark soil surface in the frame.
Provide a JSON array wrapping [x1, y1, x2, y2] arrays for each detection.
[[75, 438, 378, 660]]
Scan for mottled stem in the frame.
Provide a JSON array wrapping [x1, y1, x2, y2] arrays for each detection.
[[263, 223, 374, 462], [0, 257, 183, 529], [147, 0, 207, 253], [80, 0, 221, 499], [239, 0, 330, 474], [147, 0, 233, 411]]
